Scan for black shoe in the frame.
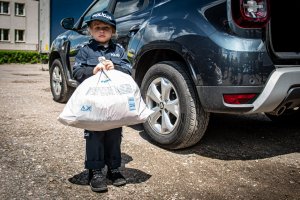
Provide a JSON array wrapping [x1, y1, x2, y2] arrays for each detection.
[[107, 168, 127, 186], [90, 169, 108, 192]]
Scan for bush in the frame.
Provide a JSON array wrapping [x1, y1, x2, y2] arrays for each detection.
[[0, 50, 49, 64]]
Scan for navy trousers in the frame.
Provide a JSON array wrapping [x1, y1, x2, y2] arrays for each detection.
[[84, 127, 122, 170]]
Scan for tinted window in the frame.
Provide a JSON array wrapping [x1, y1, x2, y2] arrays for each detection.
[[83, 0, 110, 27], [114, 0, 147, 18]]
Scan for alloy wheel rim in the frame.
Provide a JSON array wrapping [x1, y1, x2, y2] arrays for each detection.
[[52, 66, 62, 96], [145, 77, 180, 135]]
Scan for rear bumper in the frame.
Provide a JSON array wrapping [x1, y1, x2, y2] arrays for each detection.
[[250, 66, 300, 113], [198, 66, 300, 114]]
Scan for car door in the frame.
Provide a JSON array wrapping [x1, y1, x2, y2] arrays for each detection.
[[111, 0, 154, 50]]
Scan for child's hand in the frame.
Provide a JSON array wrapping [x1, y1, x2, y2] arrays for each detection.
[[93, 63, 105, 74], [93, 60, 114, 74], [102, 60, 114, 70]]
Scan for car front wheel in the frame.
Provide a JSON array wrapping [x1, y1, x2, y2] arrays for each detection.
[[50, 59, 74, 103], [141, 61, 210, 149]]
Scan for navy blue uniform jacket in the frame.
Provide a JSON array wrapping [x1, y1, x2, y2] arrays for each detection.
[[73, 39, 132, 83]]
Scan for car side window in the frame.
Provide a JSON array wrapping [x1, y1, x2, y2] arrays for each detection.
[[82, 0, 110, 27], [114, 0, 148, 18]]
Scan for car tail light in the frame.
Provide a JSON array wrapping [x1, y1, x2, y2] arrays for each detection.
[[231, 0, 270, 28], [223, 93, 257, 104]]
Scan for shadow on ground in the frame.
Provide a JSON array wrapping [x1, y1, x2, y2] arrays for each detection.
[[138, 113, 300, 161], [68, 153, 151, 185]]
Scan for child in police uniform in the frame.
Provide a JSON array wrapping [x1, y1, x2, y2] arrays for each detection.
[[72, 11, 131, 192]]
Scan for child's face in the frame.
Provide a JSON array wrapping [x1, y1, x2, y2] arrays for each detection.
[[89, 21, 114, 44]]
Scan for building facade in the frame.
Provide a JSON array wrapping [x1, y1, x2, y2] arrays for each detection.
[[0, 0, 38, 51]]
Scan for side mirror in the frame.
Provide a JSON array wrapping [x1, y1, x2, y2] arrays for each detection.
[[77, 24, 90, 35], [61, 18, 75, 30]]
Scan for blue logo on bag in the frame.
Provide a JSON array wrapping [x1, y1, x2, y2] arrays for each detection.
[[101, 79, 110, 83], [128, 97, 136, 111], [81, 105, 92, 112]]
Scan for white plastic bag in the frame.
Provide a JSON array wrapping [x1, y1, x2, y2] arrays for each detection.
[[57, 70, 153, 131]]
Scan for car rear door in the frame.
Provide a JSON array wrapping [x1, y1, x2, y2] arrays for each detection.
[[111, 0, 154, 50]]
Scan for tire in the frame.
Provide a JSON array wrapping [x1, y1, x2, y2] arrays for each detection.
[[265, 109, 300, 123], [141, 61, 210, 149], [50, 59, 74, 103]]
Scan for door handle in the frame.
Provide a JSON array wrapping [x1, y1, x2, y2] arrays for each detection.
[[128, 24, 141, 37], [75, 45, 82, 49]]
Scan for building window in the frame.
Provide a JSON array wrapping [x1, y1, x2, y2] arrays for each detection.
[[0, 28, 10, 41], [15, 3, 25, 16], [0, 1, 10, 14], [15, 29, 24, 42]]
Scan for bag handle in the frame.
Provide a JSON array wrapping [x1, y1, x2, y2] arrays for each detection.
[[95, 70, 111, 87], [96, 56, 112, 84], [96, 57, 123, 94]]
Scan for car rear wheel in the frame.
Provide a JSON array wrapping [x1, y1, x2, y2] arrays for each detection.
[[141, 61, 210, 149], [50, 59, 74, 103]]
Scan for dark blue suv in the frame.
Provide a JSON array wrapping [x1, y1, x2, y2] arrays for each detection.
[[49, 0, 300, 149]]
